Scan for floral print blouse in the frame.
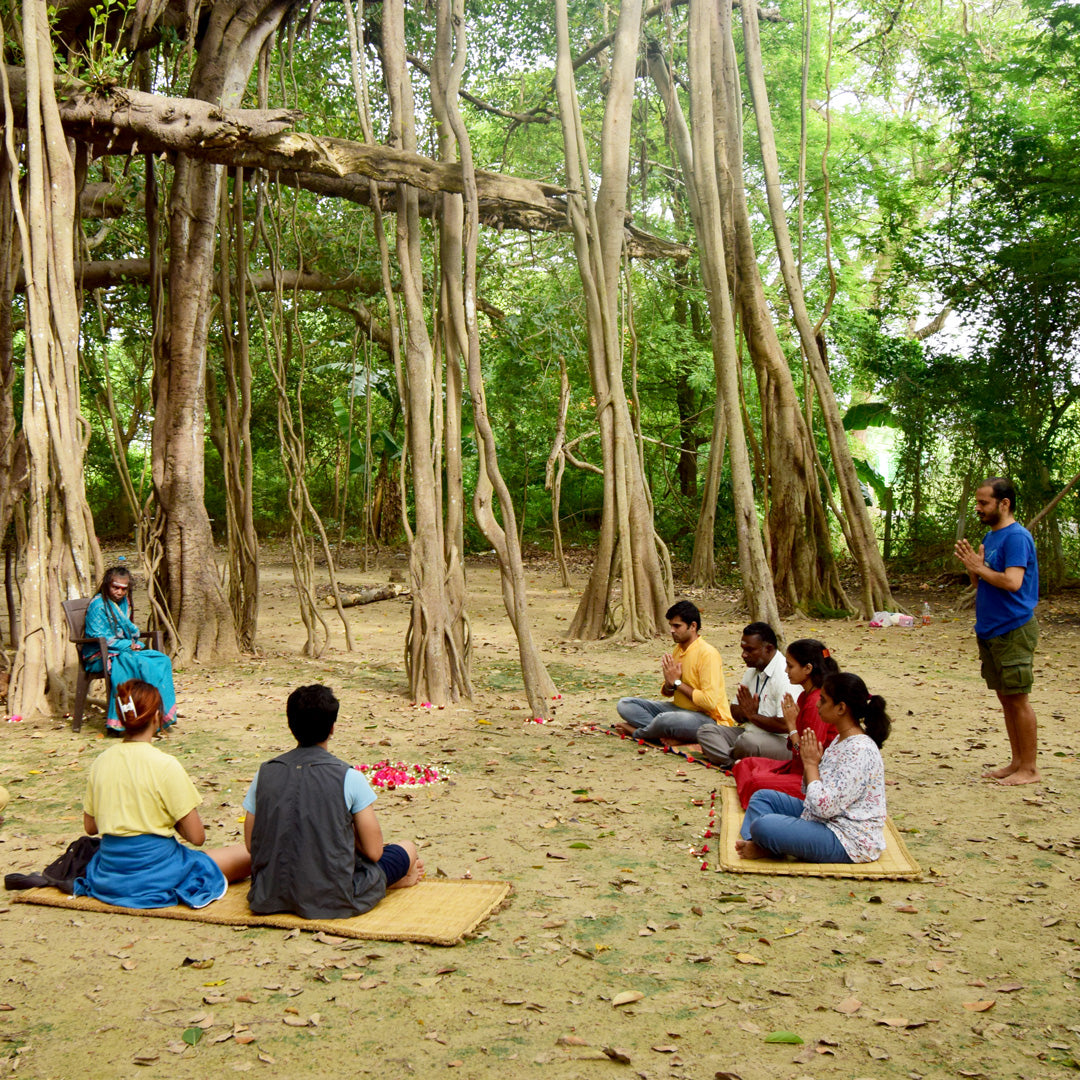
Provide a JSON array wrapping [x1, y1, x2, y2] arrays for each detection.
[[801, 733, 886, 862]]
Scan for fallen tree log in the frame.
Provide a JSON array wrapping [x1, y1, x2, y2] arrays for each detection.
[[323, 583, 410, 608]]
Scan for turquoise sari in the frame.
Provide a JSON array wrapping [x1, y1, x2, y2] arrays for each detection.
[[82, 595, 177, 731]]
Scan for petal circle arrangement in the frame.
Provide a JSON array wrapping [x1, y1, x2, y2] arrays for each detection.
[[355, 761, 443, 788]]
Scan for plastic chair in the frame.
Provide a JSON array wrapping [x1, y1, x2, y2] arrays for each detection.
[[61, 598, 162, 732]]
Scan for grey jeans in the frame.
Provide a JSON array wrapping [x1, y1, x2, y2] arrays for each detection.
[[616, 697, 706, 743], [697, 722, 791, 768]]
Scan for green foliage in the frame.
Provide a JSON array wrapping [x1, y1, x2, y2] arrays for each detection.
[[842, 402, 899, 432], [68, 0, 136, 87]]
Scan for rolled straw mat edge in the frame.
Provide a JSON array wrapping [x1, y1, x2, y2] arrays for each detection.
[[11, 879, 511, 946]]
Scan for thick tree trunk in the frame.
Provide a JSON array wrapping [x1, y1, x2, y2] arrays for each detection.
[[434, 0, 556, 718], [647, 16, 780, 624], [432, 1, 472, 698], [684, 0, 780, 626], [6, 0, 100, 717], [709, 22, 849, 614], [383, 0, 469, 705], [554, 0, 671, 641], [219, 170, 259, 651], [741, 0, 892, 617], [150, 0, 294, 661]]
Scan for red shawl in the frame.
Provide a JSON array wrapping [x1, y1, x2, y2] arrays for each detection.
[[732, 686, 838, 808]]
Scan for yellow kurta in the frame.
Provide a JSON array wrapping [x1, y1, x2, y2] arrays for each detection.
[[672, 636, 733, 726]]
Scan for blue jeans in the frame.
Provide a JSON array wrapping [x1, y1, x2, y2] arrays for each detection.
[[740, 789, 851, 862], [616, 697, 706, 743]]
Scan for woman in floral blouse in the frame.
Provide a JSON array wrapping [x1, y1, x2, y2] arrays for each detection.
[[736, 672, 890, 863]]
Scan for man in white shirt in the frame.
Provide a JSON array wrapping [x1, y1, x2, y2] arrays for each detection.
[[696, 622, 791, 768]]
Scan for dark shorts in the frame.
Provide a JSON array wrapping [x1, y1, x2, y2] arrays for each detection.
[[978, 618, 1038, 695], [377, 843, 412, 887]]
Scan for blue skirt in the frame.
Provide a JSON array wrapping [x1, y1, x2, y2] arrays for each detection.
[[74, 834, 227, 909]]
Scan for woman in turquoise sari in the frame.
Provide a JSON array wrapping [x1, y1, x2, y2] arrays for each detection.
[[83, 566, 177, 734]]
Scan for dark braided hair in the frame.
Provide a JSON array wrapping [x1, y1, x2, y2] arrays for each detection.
[[786, 638, 839, 689], [822, 672, 890, 747]]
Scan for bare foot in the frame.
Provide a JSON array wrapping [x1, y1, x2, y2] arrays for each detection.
[[735, 839, 767, 860], [666, 741, 702, 755], [997, 769, 1042, 786], [613, 722, 638, 737], [982, 763, 1018, 780], [391, 858, 425, 890]]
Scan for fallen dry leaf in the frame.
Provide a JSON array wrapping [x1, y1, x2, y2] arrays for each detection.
[[834, 997, 862, 1014], [556, 1034, 588, 1046], [602, 1047, 632, 1064], [612, 990, 644, 1007], [735, 953, 766, 965], [962, 1000, 996, 1012]]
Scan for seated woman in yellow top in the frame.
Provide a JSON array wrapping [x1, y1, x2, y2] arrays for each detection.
[[74, 680, 249, 908], [614, 600, 731, 745]]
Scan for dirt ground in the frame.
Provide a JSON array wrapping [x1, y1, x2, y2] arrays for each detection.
[[1, 549, 1078, 1080]]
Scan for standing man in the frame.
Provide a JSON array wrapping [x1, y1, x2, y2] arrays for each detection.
[[955, 477, 1040, 786], [614, 600, 732, 744], [696, 622, 791, 768]]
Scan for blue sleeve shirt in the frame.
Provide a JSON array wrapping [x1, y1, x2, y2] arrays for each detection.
[[243, 765, 377, 816], [974, 522, 1038, 639]]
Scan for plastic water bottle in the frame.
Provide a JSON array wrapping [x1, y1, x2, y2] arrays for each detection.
[[921, 601, 932, 626]]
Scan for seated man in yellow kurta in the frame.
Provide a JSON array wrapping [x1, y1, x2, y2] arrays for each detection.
[[614, 600, 732, 745]]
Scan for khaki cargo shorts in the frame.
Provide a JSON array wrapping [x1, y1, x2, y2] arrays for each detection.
[[978, 618, 1038, 695]]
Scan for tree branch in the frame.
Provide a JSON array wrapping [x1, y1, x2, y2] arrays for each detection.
[[1, 68, 691, 263]]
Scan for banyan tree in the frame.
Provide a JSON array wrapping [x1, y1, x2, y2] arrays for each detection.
[[0, 0, 900, 719]]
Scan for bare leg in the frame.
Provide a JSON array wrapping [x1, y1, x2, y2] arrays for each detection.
[[209, 844, 252, 883], [988, 692, 1040, 785], [388, 840, 424, 890]]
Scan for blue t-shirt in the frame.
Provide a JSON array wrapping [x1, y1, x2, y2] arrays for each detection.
[[974, 522, 1038, 639], [243, 765, 376, 816]]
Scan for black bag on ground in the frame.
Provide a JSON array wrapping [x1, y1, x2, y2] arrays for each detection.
[[4, 836, 100, 893]]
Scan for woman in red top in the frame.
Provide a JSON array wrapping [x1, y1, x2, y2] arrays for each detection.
[[733, 639, 839, 808]]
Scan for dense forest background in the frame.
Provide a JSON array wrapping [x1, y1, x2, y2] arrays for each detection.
[[1, 0, 1078, 716]]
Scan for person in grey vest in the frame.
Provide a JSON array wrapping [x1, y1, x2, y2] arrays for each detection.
[[243, 685, 423, 918]]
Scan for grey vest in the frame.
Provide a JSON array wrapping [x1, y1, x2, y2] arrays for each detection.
[[247, 745, 386, 919]]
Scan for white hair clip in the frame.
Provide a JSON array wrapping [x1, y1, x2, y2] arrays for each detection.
[[119, 697, 137, 717]]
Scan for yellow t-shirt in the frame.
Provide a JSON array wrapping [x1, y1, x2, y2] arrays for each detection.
[[83, 742, 201, 837], [672, 636, 733, 726]]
